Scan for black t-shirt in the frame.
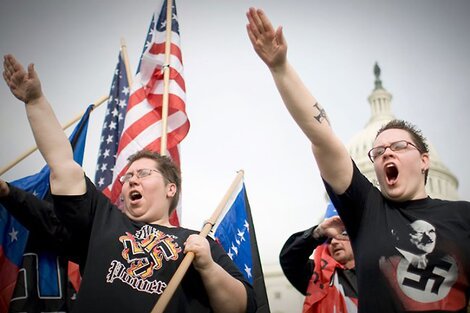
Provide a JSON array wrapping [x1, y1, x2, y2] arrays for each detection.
[[1, 185, 78, 312], [325, 161, 470, 313], [52, 177, 256, 313]]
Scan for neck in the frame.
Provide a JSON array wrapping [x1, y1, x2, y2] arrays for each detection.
[[343, 260, 355, 270]]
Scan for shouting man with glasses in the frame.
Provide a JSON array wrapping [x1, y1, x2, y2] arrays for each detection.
[[280, 203, 357, 313], [3, 54, 257, 313], [247, 7, 470, 313]]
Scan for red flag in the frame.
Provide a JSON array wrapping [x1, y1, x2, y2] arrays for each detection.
[[107, 0, 189, 225]]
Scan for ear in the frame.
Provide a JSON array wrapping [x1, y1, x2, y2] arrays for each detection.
[[166, 183, 177, 198], [420, 152, 430, 172]]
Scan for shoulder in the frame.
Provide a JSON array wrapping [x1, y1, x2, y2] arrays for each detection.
[[427, 197, 470, 211]]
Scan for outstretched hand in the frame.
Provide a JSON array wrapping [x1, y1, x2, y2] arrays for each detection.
[[246, 7, 287, 70], [3, 54, 43, 104]]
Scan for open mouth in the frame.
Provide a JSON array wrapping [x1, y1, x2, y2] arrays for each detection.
[[385, 163, 399, 185], [129, 191, 142, 202]]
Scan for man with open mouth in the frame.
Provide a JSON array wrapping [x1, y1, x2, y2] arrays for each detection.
[[247, 7, 470, 313]]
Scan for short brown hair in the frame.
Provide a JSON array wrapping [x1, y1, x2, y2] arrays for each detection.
[[127, 149, 181, 214], [376, 120, 429, 184]]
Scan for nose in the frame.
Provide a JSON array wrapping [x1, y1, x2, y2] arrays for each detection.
[[380, 146, 397, 160], [420, 232, 433, 245], [330, 237, 340, 244], [127, 173, 140, 185]]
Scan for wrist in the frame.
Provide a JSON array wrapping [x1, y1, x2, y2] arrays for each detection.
[[25, 93, 45, 106], [269, 60, 288, 75], [312, 225, 324, 240]]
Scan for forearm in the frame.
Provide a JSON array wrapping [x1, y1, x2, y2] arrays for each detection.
[[270, 62, 332, 144], [271, 61, 352, 193], [25, 95, 69, 163], [199, 263, 247, 313], [25, 96, 85, 195], [279, 228, 320, 293]]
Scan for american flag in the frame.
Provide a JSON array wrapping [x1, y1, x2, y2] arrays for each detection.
[[107, 0, 189, 224], [94, 51, 130, 192]]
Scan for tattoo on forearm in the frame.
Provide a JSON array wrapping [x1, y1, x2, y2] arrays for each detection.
[[313, 102, 329, 124]]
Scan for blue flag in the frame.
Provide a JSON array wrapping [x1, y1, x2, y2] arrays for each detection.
[[0, 104, 93, 312], [213, 178, 271, 313]]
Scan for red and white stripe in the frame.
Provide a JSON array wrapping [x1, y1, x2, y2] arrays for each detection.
[[105, 3, 189, 225]]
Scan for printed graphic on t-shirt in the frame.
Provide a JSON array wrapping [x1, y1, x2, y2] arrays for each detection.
[[106, 225, 182, 294], [379, 219, 466, 311]]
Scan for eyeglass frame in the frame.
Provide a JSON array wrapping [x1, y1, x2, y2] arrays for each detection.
[[367, 140, 421, 163], [326, 230, 349, 243], [119, 168, 162, 184]]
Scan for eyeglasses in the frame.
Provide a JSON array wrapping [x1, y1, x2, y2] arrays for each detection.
[[327, 231, 349, 243], [119, 168, 161, 184], [368, 140, 421, 163]]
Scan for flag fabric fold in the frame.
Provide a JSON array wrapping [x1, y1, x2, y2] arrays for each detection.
[[0, 104, 93, 312], [212, 179, 271, 313]]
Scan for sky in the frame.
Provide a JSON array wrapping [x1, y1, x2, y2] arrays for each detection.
[[1, 0, 469, 265]]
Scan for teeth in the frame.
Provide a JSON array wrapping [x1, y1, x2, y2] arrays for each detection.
[[129, 191, 142, 201]]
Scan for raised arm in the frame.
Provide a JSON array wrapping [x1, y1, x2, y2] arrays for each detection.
[[246, 8, 352, 194], [3, 55, 85, 195]]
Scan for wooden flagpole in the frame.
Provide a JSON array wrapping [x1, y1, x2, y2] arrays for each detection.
[[0, 95, 108, 176], [151, 170, 245, 313], [159, 0, 174, 157], [120, 37, 133, 86]]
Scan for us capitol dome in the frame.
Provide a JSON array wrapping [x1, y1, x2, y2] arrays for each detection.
[[346, 63, 459, 200]]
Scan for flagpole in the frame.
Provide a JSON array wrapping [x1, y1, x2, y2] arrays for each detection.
[[159, 0, 173, 156], [0, 95, 108, 176], [120, 37, 133, 86], [151, 170, 245, 313]]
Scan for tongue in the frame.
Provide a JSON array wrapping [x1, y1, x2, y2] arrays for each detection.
[[386, 166, 398, 184]]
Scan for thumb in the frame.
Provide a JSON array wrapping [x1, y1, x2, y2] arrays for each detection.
[[27, 63, 38, 80], [276, 26, 286, 46]]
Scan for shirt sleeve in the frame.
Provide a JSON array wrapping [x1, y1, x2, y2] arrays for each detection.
[[0, 183, 83, 263], [323, 159, 374, 239], [279, 227, 324, 294], [51, 176, 109, 265]]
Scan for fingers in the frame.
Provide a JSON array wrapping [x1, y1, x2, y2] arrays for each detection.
[[247, 7, 275, 38], [3, 54, 25, 87], [3, 55, 14, 84], [257, 8, 273, 34], [246, 8, 262, 39], [246, 24, 257, 47], [184, 234, 208, 254], [3, 54, 22, 77]]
